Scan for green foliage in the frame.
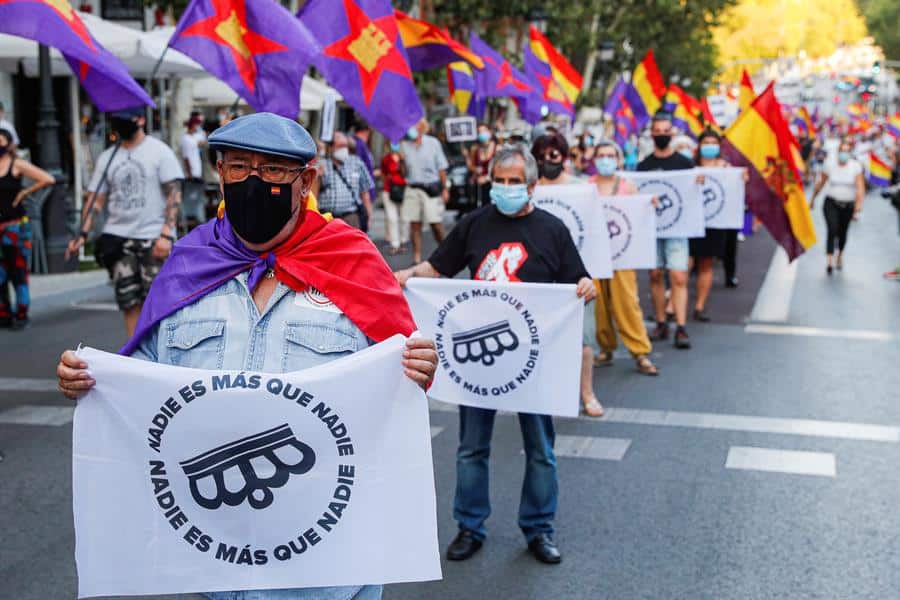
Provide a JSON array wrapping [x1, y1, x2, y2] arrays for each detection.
[[859, 0, 900, 61]]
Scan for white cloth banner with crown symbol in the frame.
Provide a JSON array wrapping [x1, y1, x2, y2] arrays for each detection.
[[693, 167, 746, 229], [72, 336, 441, 598], [619, 170, 706, 238], [601, 194, 658, 270], [532, 183, 614, 280], [405, 278, 582, 417]]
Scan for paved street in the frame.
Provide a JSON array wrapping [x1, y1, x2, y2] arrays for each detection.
[[1, 192, 898, 599]]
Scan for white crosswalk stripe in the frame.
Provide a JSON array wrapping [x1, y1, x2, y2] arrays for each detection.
[[553, 435, 631, 461], [725, 446, 836, 478]]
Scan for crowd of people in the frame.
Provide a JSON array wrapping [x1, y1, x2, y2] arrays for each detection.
[[45, 102, 898, 597]]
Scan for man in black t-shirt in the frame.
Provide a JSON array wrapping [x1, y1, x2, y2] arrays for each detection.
[[638, 113, 695, 349], [395, 144, 594, 566]]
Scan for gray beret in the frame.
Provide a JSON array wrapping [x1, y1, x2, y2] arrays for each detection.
[[208, 112, 316, 163]]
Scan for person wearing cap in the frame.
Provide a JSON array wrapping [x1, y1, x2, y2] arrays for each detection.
[[66, 106, 184, 337], [57, 112, 438, 600], [180, 112, 208, 230]]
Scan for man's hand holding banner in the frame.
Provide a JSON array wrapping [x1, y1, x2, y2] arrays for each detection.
[[405, 278, 582, 417], [72, 336, 440, 598]]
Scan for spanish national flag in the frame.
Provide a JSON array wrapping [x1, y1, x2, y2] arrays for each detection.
[[738, 69, 756, 112], [868, 153, 892, 188], [722, 82, 816, 260], [394, 10, 483, 72], [624, 50, 666, 129]]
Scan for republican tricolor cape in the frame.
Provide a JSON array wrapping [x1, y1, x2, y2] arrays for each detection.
[[120, 199, 416, 355], [722, 83, 816, 260]]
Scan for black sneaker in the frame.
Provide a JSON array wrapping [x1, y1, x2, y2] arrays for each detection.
[[10, 317, 29, 331], [674, 327, 691, 349], [693, 309, 710, 322], [651, 322, 669, 341], [725, 277, 739, 288]]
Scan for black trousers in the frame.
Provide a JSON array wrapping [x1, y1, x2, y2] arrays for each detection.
[[723, 229, 738, 281], [823, 197, 855, 255]]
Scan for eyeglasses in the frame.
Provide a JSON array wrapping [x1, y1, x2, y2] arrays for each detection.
[[222, 161, 305, 184]]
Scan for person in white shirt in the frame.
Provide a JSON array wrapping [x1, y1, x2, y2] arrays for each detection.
[[811, 139, 865, 275], [0, 102, 20, 147], [179, 114, 207, 229]]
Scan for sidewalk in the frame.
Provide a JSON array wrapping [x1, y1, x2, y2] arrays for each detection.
[[29, 269, 113, 317]]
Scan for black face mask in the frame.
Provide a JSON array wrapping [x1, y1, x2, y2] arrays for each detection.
[[652, 134, 672, 150], [111, 117, 140, 141], [540, 160, 564, 180], [224, 175, 295, 244]]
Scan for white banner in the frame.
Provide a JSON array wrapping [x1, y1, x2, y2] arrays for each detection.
[[532, 183, 613, 279], [602, 194, 658, 270], [694, 167, 745, 229], [72, 338, 440, 598], [406, 278, 582, 417], [620, 170, 705, 238]]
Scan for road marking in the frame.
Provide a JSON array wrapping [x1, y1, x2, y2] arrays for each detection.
[[431, 426, 444, 439], [71, 301, 119, 311], [0, 404, 74, 426], [0, 377, 59, 392], [554, 435, 631, 461], [601, 407, 899, 443], [750, 247, 797, 323], [745, 323, 894, 342], [429, 399, 900, 443], [725, 446, 836, 478]]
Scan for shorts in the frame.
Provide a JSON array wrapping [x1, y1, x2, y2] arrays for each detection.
[[401, 186, 444, 224], [109, 238, 163, 311], [656, 238, 689, 271]]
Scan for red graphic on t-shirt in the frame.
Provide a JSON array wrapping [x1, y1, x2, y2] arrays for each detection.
[[475, 242, 529, 282]]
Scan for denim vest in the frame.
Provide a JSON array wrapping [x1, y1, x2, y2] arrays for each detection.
[[134, 273, 370, 372]]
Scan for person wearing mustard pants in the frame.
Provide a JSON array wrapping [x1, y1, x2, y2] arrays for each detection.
[[593, 272, 658, 375]]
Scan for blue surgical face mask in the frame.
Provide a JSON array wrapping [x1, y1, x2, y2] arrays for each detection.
[[699, 144, 720, 159], [406, 127, 419, 141], [838, 151, 850, 163], [585, 135, 594, 146], [490, 183, 530, 216], [679, 148, 694, 160], [390, 142, 401, 152], [594, 156, 618, 177], [477, 131, 491, 144]]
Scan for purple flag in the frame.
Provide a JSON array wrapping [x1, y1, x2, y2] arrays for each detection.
[[0, 1, 153, 111], [298, 0, 423, 141], [605, 77, 639, 148], [169, 0, 318, 118], [470, 33, 535, 100], [522, 40, 574, 120]]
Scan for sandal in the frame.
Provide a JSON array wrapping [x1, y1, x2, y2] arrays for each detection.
[[593, 351, 614, 367], [635, 356, 659, 376], [582, 397, 605, 418]]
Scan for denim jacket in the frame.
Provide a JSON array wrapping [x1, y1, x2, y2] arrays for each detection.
[[134, 274, 376, 600], [134, 273, 370, 372]]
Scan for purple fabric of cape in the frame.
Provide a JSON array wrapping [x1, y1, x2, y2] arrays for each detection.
[[118, 216, 273, 356]]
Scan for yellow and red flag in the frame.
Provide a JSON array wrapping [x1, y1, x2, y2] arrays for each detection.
[[663, 84, 705, 139], [722, 82, 816, 260], [738, 69, 755, 112], [524, 25, 582, 113]]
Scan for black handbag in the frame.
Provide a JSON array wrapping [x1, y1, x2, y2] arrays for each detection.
[[389, 184, 406, 204]]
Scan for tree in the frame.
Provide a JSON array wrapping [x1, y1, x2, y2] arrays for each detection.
[[712, 0, 868, 82], [858, 0, 900, 62]]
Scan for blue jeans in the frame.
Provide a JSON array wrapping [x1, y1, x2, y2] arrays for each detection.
[[453, 406, 557, 542], [205, 585, 382, 600]]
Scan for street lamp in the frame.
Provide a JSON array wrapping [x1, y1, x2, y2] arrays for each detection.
[[528, 8, 549, 33]]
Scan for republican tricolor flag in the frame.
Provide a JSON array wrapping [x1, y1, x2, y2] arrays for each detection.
[[887, 113, 900, 139], [624, 50, 666, 130], [0, 0, 153, 111], [868, 153, 892, 188], [722, 82, 816, 260], [663, 84, 704, 139], [394, 10, 483, 72], [447, 61, 484, 118], [521, 25, 582, 120]]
